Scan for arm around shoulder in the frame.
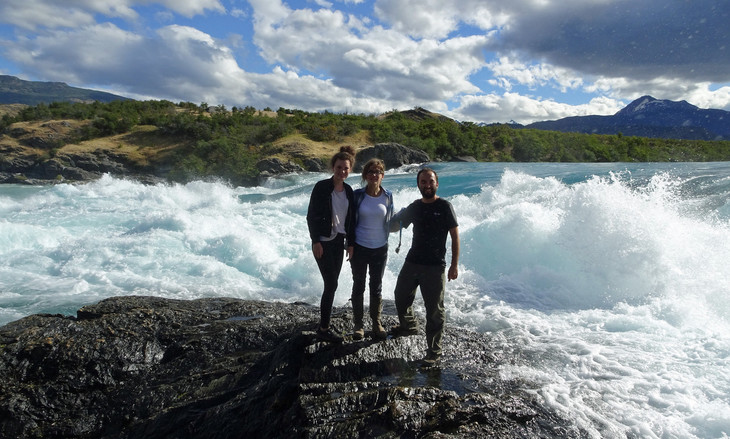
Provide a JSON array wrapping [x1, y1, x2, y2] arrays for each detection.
[[389, 206, 410, 233]]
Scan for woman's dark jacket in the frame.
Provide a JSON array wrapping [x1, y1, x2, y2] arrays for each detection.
[[306, 177, 356, 245]]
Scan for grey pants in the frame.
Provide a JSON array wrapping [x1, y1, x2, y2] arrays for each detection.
[[393, 260, 445, 356]]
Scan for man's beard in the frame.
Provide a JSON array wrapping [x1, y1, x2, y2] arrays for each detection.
[[420, 187, 436, 199]]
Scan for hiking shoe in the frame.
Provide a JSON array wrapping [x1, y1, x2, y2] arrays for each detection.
[[353, 327, 365, 340], [390, 325, 418, 337], [371, 323, 387, 340], [316, 327, 344, 343]]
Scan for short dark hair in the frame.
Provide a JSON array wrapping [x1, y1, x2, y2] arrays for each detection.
[[417, 167, 438, 183]]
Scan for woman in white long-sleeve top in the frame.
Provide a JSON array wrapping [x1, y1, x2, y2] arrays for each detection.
[[349, 158, 395, 340]]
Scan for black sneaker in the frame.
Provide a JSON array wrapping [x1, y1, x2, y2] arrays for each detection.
[[390, 325, 418, 337], [316, 327, 344, 343]]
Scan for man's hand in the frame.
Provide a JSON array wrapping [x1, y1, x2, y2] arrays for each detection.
[[448, 264, 458, 281]]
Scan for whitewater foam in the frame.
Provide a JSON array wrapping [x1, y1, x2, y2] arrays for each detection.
[[1, 163, 730, 437]]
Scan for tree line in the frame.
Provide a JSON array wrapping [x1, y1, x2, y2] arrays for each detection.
[[3, 100, 729, 183]]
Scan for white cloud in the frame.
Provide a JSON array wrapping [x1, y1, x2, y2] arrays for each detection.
[[1, 16, 396, 113], [313, 0, 334, 7], [0, 0, 100, 30], [1, 0, 729, 125], [453, 92, 624, 124], [247, 66, 395, 114], [587, 76, 726, 106], [248, 0, 488, 105], [373, 0, 510, 39], [374, 0, 459, 39], [687, 85, 730, 111], [155, 0, 225, 17], [0, 0, 224, 30], [487, 56, 584, 92], [5, 22, 241, 99], [5, 24, 143, 84], [230, 8, 247, 19], [249, 0, 291, 26]]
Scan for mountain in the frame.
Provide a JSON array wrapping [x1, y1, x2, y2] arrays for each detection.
[[526, 96, 730, 141], [0, 75, 130, 105]]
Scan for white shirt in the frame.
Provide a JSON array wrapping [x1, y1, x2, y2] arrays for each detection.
[[355, 192, 388, 248], [321, 189, 348, 241]]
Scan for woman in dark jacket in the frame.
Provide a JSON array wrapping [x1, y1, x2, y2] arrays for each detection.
[[306, 145, 356, 342]]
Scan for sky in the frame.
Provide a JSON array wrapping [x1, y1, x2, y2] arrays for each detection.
[[0, 0, 728, 125]]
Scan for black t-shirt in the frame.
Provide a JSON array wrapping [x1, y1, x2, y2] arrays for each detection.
[[397, 198, 458, 266]]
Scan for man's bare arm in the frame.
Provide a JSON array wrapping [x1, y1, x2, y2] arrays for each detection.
[[448, 226, 459, 281]]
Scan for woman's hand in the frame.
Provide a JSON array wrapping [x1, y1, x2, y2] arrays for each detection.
[[312, 242, 323, 259]]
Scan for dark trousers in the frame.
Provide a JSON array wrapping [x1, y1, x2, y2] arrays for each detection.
[[393, 261, 446, 356], [315, 234, 345, 329], [350, 243, 388, 326]]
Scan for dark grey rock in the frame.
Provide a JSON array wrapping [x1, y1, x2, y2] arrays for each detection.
[[0, 149, 160, 184], [20, 133, 64, 149], [0, 296, 587, 438], [0, 155, 36, 173], [303, 157, 325, 172], [256, 157, 305, 175], [453, 155, 477, 162], [355, 143, 430, 172], [28, 156, 99, 181], [69, 152, 128, 174]]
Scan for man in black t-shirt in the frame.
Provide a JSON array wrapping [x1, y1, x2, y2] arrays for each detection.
[[390, 168, 459, 366]]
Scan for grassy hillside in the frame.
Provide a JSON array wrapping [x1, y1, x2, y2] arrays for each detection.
[[0, 75, 129, 106], [2, 100, 730, 184]]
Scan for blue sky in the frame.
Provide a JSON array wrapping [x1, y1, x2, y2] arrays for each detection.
[[0, 0, 728, 124]]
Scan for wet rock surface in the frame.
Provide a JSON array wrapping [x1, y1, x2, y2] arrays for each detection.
[[0, 296, 587, 438]]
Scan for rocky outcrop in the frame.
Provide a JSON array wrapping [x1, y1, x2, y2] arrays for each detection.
[[256, 157, 305, 176], [254, 143, 428, 182], [0, 150, 163, 185], [354, 143, 430, 172], [9, 120, 74, 149], [453, 155, 477, 162], [255, 156, 326, 183], [1, 140, 429, 185], [0, 296, 586, 438], [303, 157, 325, 172]]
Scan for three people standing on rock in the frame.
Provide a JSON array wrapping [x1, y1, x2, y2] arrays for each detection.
[[307, 147, 459, 365]]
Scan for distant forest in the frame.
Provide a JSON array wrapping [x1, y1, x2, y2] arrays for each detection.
[[3, 99, 730, 182]]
